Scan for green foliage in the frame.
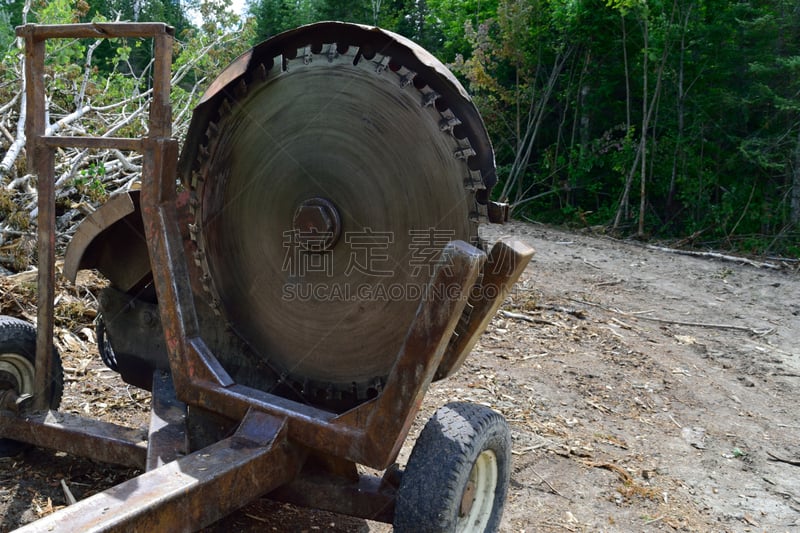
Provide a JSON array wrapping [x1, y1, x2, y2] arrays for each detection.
[[0, 9, 14, 53], [427, 0, 498, 61], [448, 0, 800, 256], [249, 0, 319, 41], [247, 0, 438, 46], [0, 0, 798, 257], [73, 164, 108, 202]]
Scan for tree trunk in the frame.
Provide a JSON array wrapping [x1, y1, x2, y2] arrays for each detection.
[[668, 4, 692, 222], [502, 47, 573, 207], [622, 16, 631, 131], [614, 1, 676, 234], [638, 18, 649, 237], [792, 127, 800, 226]]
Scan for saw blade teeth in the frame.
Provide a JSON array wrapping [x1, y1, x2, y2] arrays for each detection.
[[197, 144, 210, 162], [439, 116, 461, 133], [205, 121, 218, 138], [454, 146, 477, 160], [255, 62, 269, 82], [235, 79, 247, 98], [398, 72, 414, 88], [326, 43, 338, 62], [422, 90, 440, 108], [375, 56, 390, 74], [464, 170, 485, 192], [303, 46, 313, 65], [220, 98, 232, 115]]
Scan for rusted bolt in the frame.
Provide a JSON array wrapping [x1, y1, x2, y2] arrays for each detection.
[[0, 388, 19, 412], [292, 197, 341, 251], [141, 310, 157, 327]]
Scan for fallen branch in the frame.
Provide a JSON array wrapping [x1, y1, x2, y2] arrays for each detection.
[[511, 294, 586, 318], [646, 244, 780, 270], [532, 468, 569, 500], [500, 310, 559, 327], [0, 88, 21, 116], [0, 89, 26, 180], [45, 105, 92, 136], [627, 313, 773, 336], [568, 297, 773, 336], [766, 450, 800, 467], [60, 479, 77, 505], [539, 304, 586, 319], [580, 461, 634, 484]]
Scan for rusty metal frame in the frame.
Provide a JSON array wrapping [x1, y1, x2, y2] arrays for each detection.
[[13, 409, 306, 533], [16, 23, 175, 413], [5, 22, 534, 531]]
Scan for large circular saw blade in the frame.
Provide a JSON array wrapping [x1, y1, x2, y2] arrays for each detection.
[[182, 23, 494, 399]]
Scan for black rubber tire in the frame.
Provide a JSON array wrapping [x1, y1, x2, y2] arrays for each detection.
[[0, 316, 64, 456], [394, 402, 511, 532], [95, 315, 118, 372]]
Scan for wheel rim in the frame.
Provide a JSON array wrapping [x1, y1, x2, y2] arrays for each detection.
[[0, 353, 35, 395], [457, 449, 499, 532]]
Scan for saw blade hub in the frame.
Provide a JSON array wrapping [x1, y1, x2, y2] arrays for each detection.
[[292, 197, 342, 251]]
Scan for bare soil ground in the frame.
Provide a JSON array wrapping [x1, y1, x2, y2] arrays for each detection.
[[1, 221, 799, 532]]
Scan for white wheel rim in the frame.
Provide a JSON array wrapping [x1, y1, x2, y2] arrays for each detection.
[[457, 449, 499, 532], [0, 353, 35, 394]]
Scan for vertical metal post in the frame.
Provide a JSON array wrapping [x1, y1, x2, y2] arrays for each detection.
[[17, 23, 175, 412], [22, 30, 55, 412], [150, 32, 172, 139]]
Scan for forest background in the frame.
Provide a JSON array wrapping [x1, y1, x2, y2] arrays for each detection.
[[1, 0, 799, 271]]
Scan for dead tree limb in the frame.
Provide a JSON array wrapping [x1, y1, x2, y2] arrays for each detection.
[[568, 297, 774, 336], [645, 245, 780, 270], [766, 451, 800, 467], [0, 70, 26, 180]]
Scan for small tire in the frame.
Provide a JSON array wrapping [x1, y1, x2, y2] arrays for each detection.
[[0, 316, 64, 456], [394, 402, 511, 533], [96, 315, 118, 372]]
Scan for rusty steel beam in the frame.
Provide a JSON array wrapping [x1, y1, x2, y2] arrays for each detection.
[[269, 470, 397, 524], [13, 410, 304, 533], [335, 240, 485, 467], [435, 239, 535, 380], [20, 26, 55, 413], [150, 31, 173, 137], [146, 371, 187, 470], [16, 22, 174, 41], [0, 409, 147, 469], [39, 136, 144, 151]]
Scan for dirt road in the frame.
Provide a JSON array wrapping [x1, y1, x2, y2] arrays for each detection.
[[473, 222, 800, 532]]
